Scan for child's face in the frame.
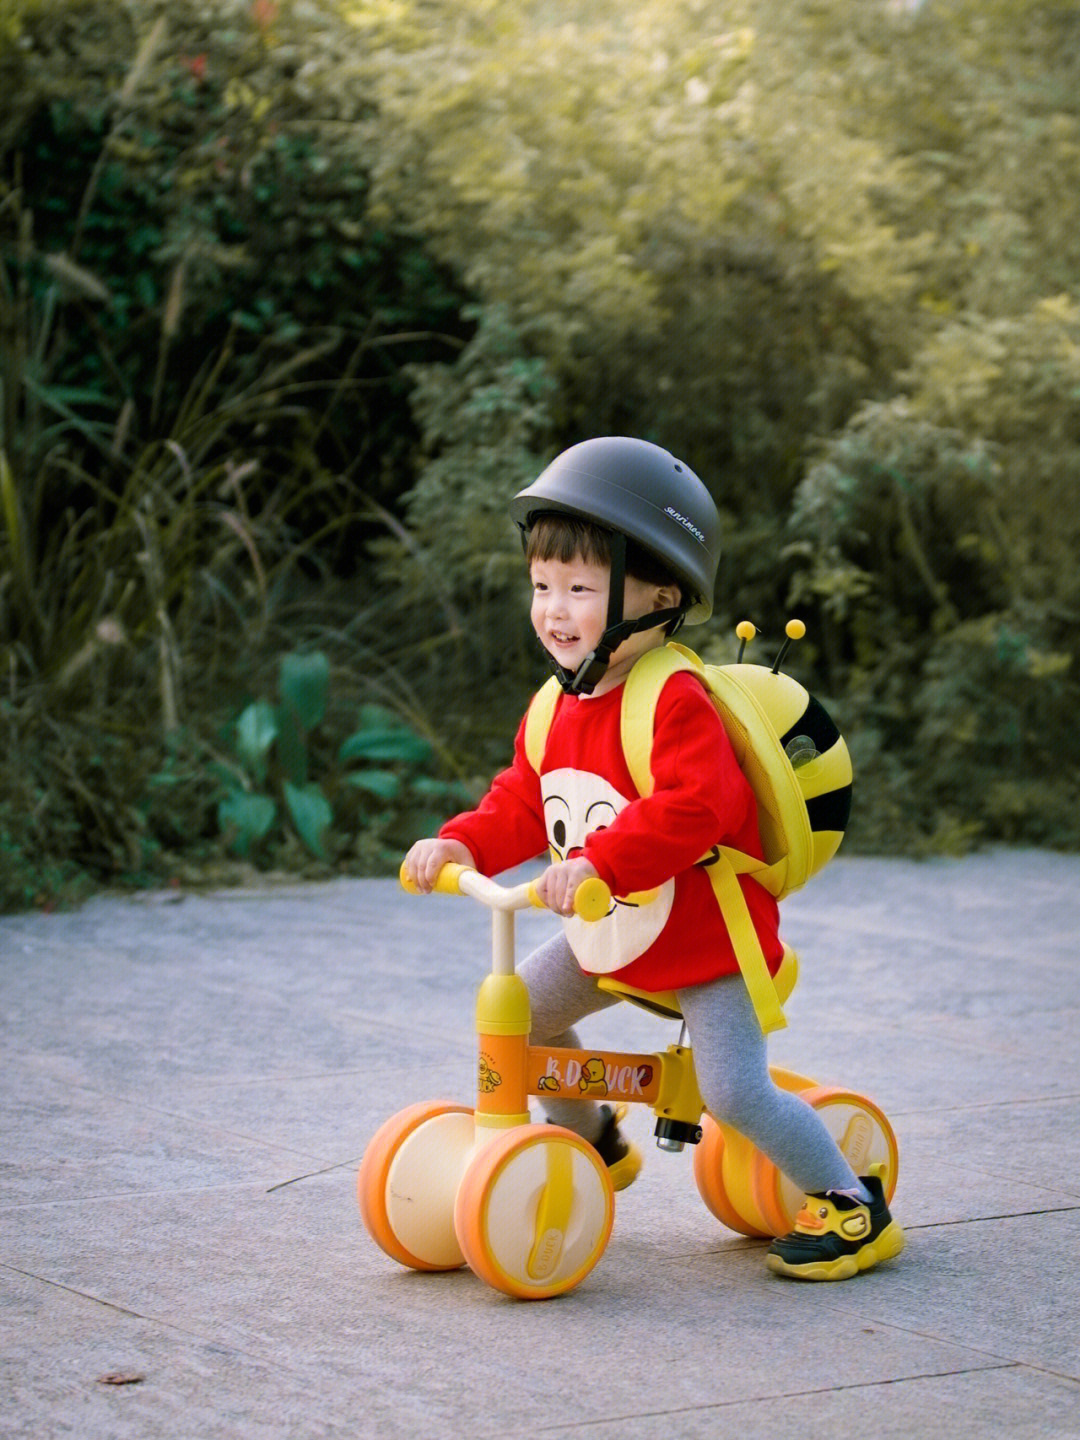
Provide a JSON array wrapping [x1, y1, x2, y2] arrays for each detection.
[[530, 554, 674, 690]]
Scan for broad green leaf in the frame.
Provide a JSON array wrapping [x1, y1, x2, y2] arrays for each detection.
[[284, 781, 332, 859], [279, 651, 329, 731], [339, 728, 433, 764], [236, 701, 278, 780], [0, 448, 33, 602], [411, 775, 459, 798], [217, 792, 276, 856], [345, 768, 402, 799], [413, 811, 454, 839]]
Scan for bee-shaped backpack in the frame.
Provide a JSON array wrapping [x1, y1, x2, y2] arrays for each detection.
[[524, 623, 852, 1034]]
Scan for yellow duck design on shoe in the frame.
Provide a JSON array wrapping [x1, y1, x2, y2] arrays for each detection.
[[766, 1164, 904, 1281]]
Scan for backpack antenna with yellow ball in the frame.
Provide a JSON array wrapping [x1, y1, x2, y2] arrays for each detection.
[[735, 620, 756, 664], [771, 619, 806, 674]]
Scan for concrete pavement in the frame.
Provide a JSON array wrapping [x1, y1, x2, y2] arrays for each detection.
[[2, 849, 1078, 1438]]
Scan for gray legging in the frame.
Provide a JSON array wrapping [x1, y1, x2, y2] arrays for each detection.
[[520, 930, 863, 1197]]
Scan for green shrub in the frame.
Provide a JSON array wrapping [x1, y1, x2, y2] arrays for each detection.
[[0, 0, 483, 907], [788, 375, 1080, 851], [213, 648, 478, 869], [370, 305, 558, 686], [5, 0, 1080, 907], [0, 0, 472, 609]]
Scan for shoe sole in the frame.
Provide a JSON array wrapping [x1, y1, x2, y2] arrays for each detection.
[[766, 1220, 905, 1281]]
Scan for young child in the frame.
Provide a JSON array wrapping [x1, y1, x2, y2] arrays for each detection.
[[404, 436, 904, 1281]]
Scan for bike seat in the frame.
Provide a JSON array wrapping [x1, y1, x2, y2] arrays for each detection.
[[595, 978, 683, 1019], [596, 944, 799, 1020]]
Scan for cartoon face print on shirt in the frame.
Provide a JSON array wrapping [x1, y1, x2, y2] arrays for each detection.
[[541, 767, 674, 975]]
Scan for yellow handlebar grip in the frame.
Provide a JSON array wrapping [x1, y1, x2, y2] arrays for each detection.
[[573, 877, 613, 923], [431, 862, 469, 894], [399, 861, 470, 895], [526, 881, 546, 909]]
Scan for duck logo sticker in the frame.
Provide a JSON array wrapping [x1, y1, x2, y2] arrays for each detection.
[[541, 767, 674, 974], [538, 1053, 655, 1099], [478, 1053, 502, 1093]]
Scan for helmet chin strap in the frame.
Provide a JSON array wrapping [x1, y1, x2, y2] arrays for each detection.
[[542, 534, 686, 696]]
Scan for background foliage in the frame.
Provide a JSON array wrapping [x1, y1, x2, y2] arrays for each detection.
[[1, 0, 1077, 908]]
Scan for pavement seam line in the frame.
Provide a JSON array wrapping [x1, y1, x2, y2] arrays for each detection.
[[2, 1263, 161, 1325], [265, 1157, 362, 1192], [0, 1174, 338, 1212], [521, 1362, 1027, 1434], [1, 1263, 282, 1369], [902, 1203, 1080, 1230], [891, 1091, 1080, 1117]]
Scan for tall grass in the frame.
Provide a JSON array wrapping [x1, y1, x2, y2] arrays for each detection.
[[0, 78, 469, 905]]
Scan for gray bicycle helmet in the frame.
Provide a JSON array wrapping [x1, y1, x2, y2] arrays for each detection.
[[510, 437, 721, 694]]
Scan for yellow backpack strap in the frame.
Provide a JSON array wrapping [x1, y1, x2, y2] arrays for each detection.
[[622, 644, 787, 1035], [702, 853, 787, 1034], [621, 644, 700, 796], [524, 675, 563, 774]]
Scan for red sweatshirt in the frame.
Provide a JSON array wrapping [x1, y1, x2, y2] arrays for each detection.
[[440, 669, 782, 992]]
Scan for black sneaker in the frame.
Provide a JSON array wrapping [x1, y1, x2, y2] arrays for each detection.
[[592, 1104, 643, 1192], [766, 1165, 904, 1281]]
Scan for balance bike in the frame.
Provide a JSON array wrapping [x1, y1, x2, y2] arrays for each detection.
[[358, 864, 899, 1300]]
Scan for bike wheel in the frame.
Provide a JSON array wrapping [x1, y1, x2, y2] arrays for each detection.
[[358, 1100, 474, 1271], [750, 1086, 900, 1237], [454, 1126, 614, 1300], [693, 1117, 772, 1237], [693, 1067, 816, 1238]]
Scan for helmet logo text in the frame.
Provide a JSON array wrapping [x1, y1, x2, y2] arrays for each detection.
[[663, 507, 705, 544]]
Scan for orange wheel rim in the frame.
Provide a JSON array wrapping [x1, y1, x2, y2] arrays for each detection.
[[719, 1122, 773, 1235], [694, 1116, 770, 1238], [358, 1100, 471, 1270]]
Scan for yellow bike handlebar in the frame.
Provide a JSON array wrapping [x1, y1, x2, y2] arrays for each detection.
[[400, 863, 658, 922], [399, 860, 471, 897]]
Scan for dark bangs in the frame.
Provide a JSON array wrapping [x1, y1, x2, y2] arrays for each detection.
[[525, 512, 677, 588], [525, 513, 613, 568]]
